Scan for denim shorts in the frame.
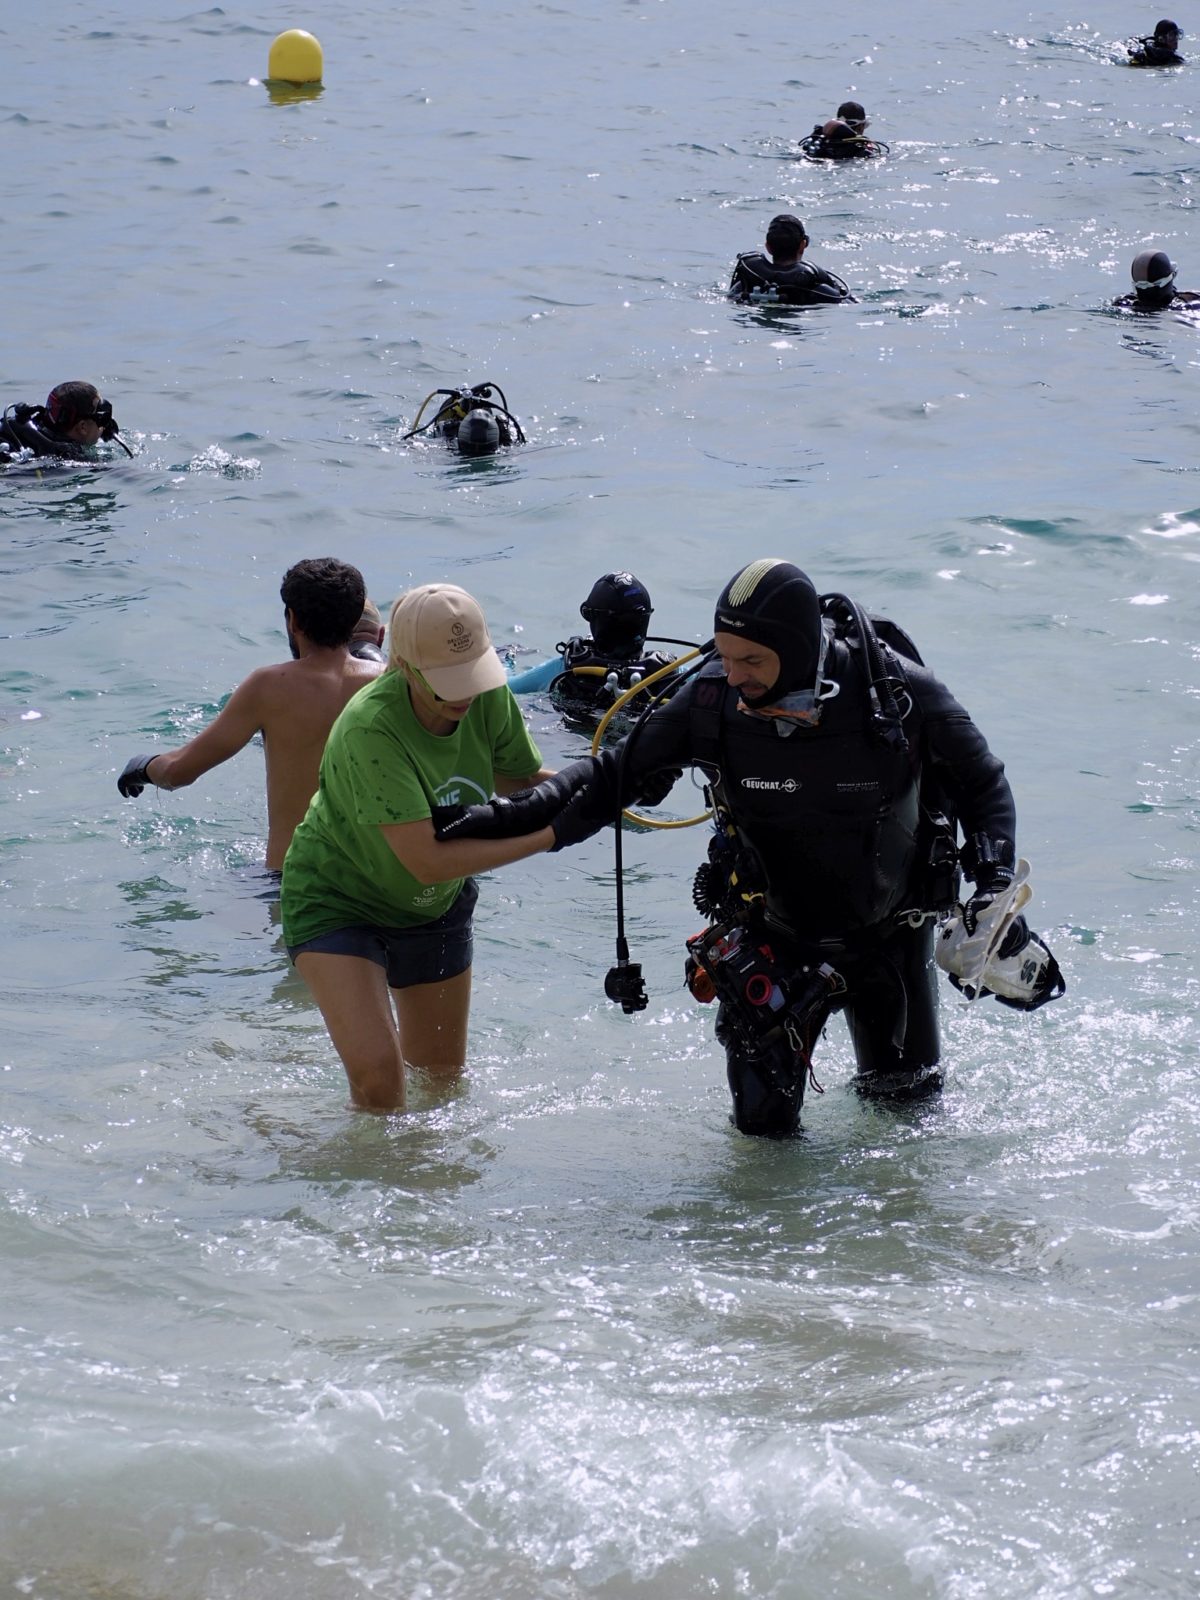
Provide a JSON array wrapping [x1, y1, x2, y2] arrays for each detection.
[[287, 879, 478, 990]]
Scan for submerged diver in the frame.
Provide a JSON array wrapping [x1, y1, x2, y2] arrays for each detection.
[[436, 559, 1063, 1139], [1127, 19, 1184, 64], [0, 381, 131, 464], [799, 101, 887, 160], [402, 381, 526, 458], [507, 572, 684, 734], [729, 214, 855, 308], [1113, 249, 1200, 309]]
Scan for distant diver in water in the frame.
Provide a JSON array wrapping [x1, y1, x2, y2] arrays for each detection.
[[798, 100, 888, 160], [1127, 19, 1184, 65], [402, 381, 526, 458], [507, 572, 686, 735], [1113, 249, 1200, 309], [0, 381, 133, 465], [729, 214, 855, 307]]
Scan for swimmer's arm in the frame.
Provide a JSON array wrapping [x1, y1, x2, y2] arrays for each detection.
[[380, 818, 553, 885], [142, 674, 266, 790], [494, 766, 555, 796]]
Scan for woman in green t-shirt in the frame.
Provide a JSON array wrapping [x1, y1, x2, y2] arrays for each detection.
[[283, 582, 593, 1112]]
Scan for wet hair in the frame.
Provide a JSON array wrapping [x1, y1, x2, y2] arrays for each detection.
[[279, 557, 366, 648], [1154, 19, 1180, 37], [837, 100, 867, 124], [765, 213, 808, 258], [45, 381, 102, 431]]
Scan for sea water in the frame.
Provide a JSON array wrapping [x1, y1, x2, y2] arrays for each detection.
[[2, 3, 1198, 1596]]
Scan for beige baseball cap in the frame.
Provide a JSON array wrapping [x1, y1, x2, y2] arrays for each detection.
[[390, 583, 507, 700]]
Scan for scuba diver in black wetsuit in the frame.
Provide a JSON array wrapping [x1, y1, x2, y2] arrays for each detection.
[[505, 573, 689, 736], [1127, 18, 1184, 64], [401, 381, 526, 458], [0, 381, 132, 465], [729, 214, 855, 308], [436, 559, 1063, 1139], [546, 573, 681, 733], [799, 101, 888, 160], [1113, 249, 1200, 310]]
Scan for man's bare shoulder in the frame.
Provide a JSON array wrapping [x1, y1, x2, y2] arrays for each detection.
[[245, 653, 383, 706]]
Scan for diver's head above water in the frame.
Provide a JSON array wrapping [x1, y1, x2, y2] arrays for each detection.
[[1130, 248, 1178, 307], [836, 99, 868, 134], [764, 214, 809, 267], [713, 559, 822, 708], [580, 571, 654, 656], [46, 381, 123, 448]]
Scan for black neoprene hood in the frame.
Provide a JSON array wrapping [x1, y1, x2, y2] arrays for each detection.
[[713, 560, 823, 699]]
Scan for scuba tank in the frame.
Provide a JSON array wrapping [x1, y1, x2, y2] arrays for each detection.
[[547, 635, 677, 733], [402, 381, 526, 455]]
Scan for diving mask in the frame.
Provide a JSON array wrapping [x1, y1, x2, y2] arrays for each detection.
[[1134, 263, 1177, 291], [738, 619, 841, 726]]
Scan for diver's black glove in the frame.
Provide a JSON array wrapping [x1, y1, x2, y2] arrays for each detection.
[[962, 878, 1010, 937], [964, 885, 1031, 959], [431, 757, 599, 843], [118, 754, 157, 798], [549, 777, 620, 852], [632, 765, 683, 808], [961, 834, 1015, 935]]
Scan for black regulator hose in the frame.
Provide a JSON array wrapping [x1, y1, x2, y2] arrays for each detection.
[[603, 644, 716, 1014], [823, 592, 908, 756]]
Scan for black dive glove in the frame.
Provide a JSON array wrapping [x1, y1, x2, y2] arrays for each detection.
[[118, 754, 157, 798], [432, 757, 599, 843], [632, 765, 683, 808], [962, 834, 1028, 956], [548, 772, 622, 851]]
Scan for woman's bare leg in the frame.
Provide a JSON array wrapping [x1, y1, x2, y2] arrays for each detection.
[[294, 951, 406, 1111], [392, 966, 473, 1089]]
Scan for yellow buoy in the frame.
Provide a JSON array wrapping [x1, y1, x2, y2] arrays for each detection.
[[267, 29, 323, 86]]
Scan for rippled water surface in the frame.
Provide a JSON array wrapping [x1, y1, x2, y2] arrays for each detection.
[[3, 3, 1199, 1596]]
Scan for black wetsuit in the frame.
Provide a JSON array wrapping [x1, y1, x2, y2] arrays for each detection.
[[618, 633, 1014, 1134], [729, 252, 854, 308], [1113, 289, 1200, 310], [0, 404, 91, 462], [1128, 37, 1184, 65], [799, 128, 881, 160]]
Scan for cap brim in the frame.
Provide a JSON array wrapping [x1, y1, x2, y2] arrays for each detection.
[[422, 647, 508, 701]]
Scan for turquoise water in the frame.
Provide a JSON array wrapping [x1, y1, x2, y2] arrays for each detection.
[[3, 4, 1199, 1596]]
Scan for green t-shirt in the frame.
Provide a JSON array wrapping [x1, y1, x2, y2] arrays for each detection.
[[281, 671, 542, 946]]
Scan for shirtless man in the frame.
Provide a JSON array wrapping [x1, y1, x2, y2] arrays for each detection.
[[116, 558, 383, 870]]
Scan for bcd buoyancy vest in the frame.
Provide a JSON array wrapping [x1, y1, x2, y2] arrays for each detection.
[[0, 403, 90, 461], [729, 252, 853, 307], [549, 635, 676, 727], [1128, 37, 1183, 65], [687, 617, 925, 938], [798, 128, 887, 161]]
